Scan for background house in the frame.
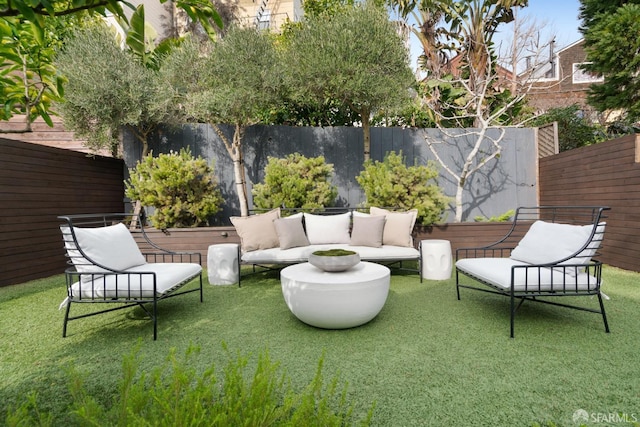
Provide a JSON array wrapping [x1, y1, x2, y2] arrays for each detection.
[[523, 38, 603, 120]]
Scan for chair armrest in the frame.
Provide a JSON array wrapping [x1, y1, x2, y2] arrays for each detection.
[[456, 246, 515, 260], [142, 251, 202, 264]]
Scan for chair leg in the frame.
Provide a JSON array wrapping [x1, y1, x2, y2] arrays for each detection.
[[62, 301, 72, 338], [510, 293, 516, 339], [455, 270, 461, 300], [598, 293, 610, 333], [152, 298, 158, 341]]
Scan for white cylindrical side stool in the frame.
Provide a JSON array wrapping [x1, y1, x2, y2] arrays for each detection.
[[420, 239, 452, 280], [207, 243, 239, 285]]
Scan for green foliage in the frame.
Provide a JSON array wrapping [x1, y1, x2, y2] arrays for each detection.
[[530, 105, 607, 152], [55, 23, 177, 156], [252, 153, 338, 211], [0, 15, 73, 127], [474, 209, 514, 223], [285, 2, 415, 156], [187, 26, 282, 126], [1, 0, 221, 129], [125, 148, 223, 228], [8, 345, 373, 426], [312, 249, 357, 256], [581, 2, 640, 121], [356, 151, 448, 225]]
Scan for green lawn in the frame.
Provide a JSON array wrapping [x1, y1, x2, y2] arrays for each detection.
[[1, 266, 639, 426]]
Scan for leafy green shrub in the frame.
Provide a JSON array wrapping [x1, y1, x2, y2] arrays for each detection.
[[356, 151, 448, 225], [530, 104, 607, 152], [7, 345, 374, 426], [125, 148, 223, 228], [252, 153, 338, 210], [474, 209, 515, 222]]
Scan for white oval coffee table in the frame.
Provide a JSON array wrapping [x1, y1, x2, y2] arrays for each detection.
[[280, 261, 390, 329]]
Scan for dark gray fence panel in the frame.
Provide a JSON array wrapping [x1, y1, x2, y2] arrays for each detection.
[[124, 125, 537, 223]]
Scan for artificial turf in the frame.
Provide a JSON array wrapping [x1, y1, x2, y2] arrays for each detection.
[[1, 265, 639, 426]]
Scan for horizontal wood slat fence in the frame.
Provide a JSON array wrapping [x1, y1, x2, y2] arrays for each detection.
[[539, 134, 640, 272], [0, 139, 124, 286], [1, 134, 638, 287]]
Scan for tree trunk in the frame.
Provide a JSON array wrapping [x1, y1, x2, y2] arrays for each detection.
[[212, 124, 249, 216], [362, 109, 371, 161], [454, 179, 464, 223], [232, 124, 249, 217]]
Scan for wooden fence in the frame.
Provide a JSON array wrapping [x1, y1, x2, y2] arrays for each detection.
[[2, 133, 639, 287], [538, 134, 640, 272], [0, 139, 125, 286]]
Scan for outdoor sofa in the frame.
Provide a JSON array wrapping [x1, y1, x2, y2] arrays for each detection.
[[230, 207, 423, 285], [455, 205, 610, 338], [58, 213, 203, 340]]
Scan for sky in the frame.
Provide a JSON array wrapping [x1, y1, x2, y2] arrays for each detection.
[[407, 0, 583, 72]]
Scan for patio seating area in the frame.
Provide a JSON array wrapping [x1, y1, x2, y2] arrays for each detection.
[[1, 265, 639, 425]]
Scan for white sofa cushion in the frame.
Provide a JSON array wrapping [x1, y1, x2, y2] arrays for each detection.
[[68, 263, 202, 299], [456, 258, 600, 292], [510, 220, 605, 268], [231, 208, 281, 252], [304, 212, 351, 245], [241, 243, 420, 264], [62, 223, 147, 283]]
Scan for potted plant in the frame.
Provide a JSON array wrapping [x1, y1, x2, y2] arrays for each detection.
[[308, 249, 360, 272]]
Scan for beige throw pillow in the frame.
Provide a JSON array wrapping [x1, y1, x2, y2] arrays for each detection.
[[274, 216, 310, 250], [230, 208, 281, 252], [370, 207, 418, 247], [350, 215, 385, 248]]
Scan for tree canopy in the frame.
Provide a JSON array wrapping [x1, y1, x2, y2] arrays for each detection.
[[285, 2, 415, 160], [55, 23, 177, 156], [580, 1, 640, 121], [173, 27, 284, 216], [1, 0, 221, 130]]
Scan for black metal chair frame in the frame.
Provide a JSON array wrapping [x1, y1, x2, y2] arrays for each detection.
[[455, 206, 611, 338], [59, 213, 203, 340]]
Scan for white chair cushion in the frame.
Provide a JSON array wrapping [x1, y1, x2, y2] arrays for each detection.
[[510, 220, 603, 267], [62, 223, 147, 283], [68, 263, 202, 299], [456, 258, 600, 292]]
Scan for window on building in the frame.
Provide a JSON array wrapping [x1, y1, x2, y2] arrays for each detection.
[[572, 63, 604, 84]]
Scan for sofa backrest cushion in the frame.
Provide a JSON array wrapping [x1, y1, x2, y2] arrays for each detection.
[[274, 215, 310, 250], [370, 207, 418, 248], [510, 220, 605, 267], [350, 215, 385, 248], [304, 212, 351, 245], [231, 208, 281, 252], [61, 223, 147, 282]]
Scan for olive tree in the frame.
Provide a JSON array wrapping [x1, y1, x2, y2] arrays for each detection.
[[1, 0, 221, 129], [285, 2, 415, 161], [55, 22, 177, 157], [172, 27, 283, 217]]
